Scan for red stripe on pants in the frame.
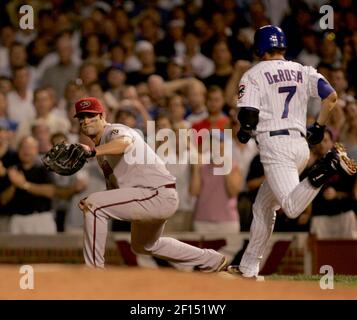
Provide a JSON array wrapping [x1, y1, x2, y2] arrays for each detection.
[[91, 190, 159, 267]]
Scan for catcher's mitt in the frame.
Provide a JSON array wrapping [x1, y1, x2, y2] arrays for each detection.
[[42, 143, 92, 176]]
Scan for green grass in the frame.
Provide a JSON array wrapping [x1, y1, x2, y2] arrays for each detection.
[[266, 274, 357, 285]]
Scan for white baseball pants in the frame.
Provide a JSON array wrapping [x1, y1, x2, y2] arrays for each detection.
[[240, 133, 322, 276]]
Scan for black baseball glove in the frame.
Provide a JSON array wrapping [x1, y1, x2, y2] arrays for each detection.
[[306, 122, 326, 145], [42, 143, 95, 176]]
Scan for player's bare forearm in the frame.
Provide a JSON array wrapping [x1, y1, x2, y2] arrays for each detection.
[[165, 78, 202, 95], [225, 60, 251, 107], [316, 91, 338, 125], [94, 137, 133, 156], [247, 176, 265, 192], [224, 166, 241, 197], [0, 185, 15, 205], [189, 164, 201, 196], [22, 183, 56, 199]]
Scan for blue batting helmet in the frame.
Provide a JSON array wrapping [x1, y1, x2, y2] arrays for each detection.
[[253, 25, 287, 57]]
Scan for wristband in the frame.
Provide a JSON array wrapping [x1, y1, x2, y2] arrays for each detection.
[[89, 147, 97, 157]]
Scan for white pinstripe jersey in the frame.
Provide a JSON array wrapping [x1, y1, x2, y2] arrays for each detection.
[[237, 60, 327, 134]]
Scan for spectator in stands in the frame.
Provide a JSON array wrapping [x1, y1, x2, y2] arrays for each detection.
[[78, 62, 99, 93], [80, 17, 96, 38], [340, 99, 357, 161], [183, 31, 214, 79], [90, 7, 110, 34], [116, 97, 151, 131], [193, 17, 216, 59], [190, 132, 241, 233], [136, 13, 163, 48], [0, 119, 18, 232], [319, 32, 343, 69], [203, 40, 233, 91], [331, 68, 351, 103], [112, 7, 132, 35], [126, 41, 165, 85], [156, 111, 172, 129], [105, 42, 126, 71], [120, 32, 141, 72], [165, 56, 185, 81], [230, 113, 258, 231], [155, 19, 185, 60], [15, 87, 71, 146], [33, 87, 71, 134], [0, 136, 57, 234], [301, 128, 357, 239], [100, 14, 116, 42], [281, 1, 313, 59], [0, 76, 12, 95], [31, 120, 52, 155], [0, 91, 17, 141], [80, 33, 106, 71], [36, 9, 56, 44], [6, 66, 35, 130], [243, 154, 265, 230], [192, 86, 230, 148], [0, 42, 38, 89], [210, 11, 233, 40], [296, 29, 320, 68], [185, 80, 208, 125], [50, 132, 88, 232], [167, 94, 190, 129], [115, 109, 137, 129], [147, 75, 201, 119], [165, 123, 196, 232], [27, 36, 51, 71], [147, 75, 169, 115], [103, 65, 126, 102], [40, 35, 79, 99], [0, 25, 16, 74]]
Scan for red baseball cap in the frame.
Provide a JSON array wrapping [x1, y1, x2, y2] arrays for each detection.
[[74, 97, 104, 118]]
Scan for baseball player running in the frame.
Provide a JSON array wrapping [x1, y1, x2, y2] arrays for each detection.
[[227, 26, 357, 279], [74, 97, 227, 271]]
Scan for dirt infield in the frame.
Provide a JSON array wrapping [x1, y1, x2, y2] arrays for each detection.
[[0, 264, 356, 300]]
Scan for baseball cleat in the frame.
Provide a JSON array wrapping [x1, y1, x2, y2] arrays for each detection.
[[216, 256, 229, 272], [333, 143, 357, 176], [225, 265, 265, 282]]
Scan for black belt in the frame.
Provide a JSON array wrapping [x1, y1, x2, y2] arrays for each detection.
[[269, 129, 304, 137]]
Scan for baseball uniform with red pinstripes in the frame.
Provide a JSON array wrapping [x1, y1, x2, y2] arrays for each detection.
[[237, 60, 331, 277], [82, 123, 225, 270]]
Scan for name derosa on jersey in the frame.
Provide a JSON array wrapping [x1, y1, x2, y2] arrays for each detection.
[[264, 69, 303, 84]]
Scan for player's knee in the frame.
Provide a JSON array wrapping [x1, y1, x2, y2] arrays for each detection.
[[281, 201, 300, 219], [79, 199, 94, 213], [252, 201, 264, 215], [81, 194, 99, 212]]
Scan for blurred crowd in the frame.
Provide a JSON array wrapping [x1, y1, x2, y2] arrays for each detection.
[[0, 0, 356, 238]]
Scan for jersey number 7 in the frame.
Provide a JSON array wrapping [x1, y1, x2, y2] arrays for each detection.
[[279, 86, 297, 118]]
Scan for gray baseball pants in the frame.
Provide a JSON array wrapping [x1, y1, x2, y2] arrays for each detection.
[[81, 186, 224, 271]]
